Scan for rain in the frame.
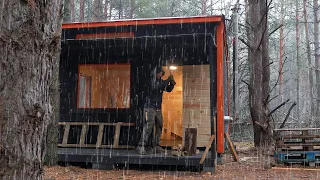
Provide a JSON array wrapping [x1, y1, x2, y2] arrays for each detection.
[[1, 0, 320, 179]]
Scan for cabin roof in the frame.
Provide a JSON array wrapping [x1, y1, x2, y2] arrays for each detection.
[[62, 15, 224, 29]]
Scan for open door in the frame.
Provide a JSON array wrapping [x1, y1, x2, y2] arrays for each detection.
[[161, 66, 183, 146]]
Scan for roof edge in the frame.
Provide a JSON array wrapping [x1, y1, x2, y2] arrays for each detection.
[[62, 15, 224, 29]]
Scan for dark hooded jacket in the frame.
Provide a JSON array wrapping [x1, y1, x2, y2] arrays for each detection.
[[144, 68, 175, 109]]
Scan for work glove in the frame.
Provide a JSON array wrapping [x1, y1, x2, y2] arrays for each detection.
[[167, 75, 174, 82], [170, 80, 176, 86]]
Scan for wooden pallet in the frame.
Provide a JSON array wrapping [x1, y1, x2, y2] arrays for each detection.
[[274, 128, 320, 166], [58, 122, 135, 149], [275, 151, 320, 166], [274, 128, 320, 151]]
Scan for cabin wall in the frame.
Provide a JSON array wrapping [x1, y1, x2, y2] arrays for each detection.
[[59, 20, 223, 148], [182, 65, 211, 147]]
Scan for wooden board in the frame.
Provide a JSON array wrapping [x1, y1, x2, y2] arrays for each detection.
[[199, 134, 215, 164], [182, 65, 210, 147], [224, 132, 239, 162], [274, 128, 320, 131], [184, 128, 197, 155]]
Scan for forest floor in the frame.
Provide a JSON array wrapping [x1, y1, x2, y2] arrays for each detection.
[[44, 142, 320, 180]]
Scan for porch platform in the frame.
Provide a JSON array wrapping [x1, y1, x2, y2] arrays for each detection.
[[57, 148, 213, 171]]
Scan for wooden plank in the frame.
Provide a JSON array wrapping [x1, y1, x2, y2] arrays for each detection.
[[224, 132, 239, 162], [271, 167, 320, 171], [58, 144, 98, 148], [113, 122, 122, 148], [184, 128, 197, 155], [57, 143, 135, 149], [62, 124, 70, 146], [273, 128, 320, 131], [277, 142, 320, 147], [281, 135, 320, 139], [96, 124, 105, 147], [199, 134, 215, 164], [79, 125, 88, 145], [59, 122, 135, 126], [183, 97, 211, 103]]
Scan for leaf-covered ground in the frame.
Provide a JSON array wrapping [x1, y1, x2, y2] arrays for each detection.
[[44, 142, 320, 180]]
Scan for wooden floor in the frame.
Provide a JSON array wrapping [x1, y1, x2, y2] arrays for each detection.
[[57, 147, 212, 170], [160, 139, 183, 147]]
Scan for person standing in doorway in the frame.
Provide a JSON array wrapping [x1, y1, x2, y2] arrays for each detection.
[[137, 66, 176, 155]]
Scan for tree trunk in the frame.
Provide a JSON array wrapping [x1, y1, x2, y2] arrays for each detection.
[[129, 0, 135, 19], [63, 0, 71, 22], [303, 0, 315, 117], [104, 0, 109, 20], [0, 1, 62, 179], [93, 0, 103, 21], [201, 0, 207, 15], [248, 0, 272, 147], [79, 0, 85, 21], [296, 0, 300, 121], [313, 0, 320, 118], [70, 0, 75, 22], [279, 0, 284, 105]]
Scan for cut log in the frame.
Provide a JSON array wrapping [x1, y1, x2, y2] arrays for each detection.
[[184, 128, 197, 155]]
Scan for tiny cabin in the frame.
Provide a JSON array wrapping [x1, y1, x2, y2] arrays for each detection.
[[58, 16, 229, 170]]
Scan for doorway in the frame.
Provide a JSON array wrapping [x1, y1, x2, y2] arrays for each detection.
[[161, 65, 183, 147]]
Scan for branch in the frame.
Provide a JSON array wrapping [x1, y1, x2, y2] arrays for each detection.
[[267, 95, 279, 104], [258, 0, 274, 26], [255, 121, 268, 132], [263, 61, 273, 69], [269, 24, 283, 37], [256, 0, 273, 51], [241, 79, 249, 87], [268, 99, 290, 117], [241, 79, 253, 95], [269, 57, 288, 94], [279, 102, 297, 129], [239, 37, 250, 48]]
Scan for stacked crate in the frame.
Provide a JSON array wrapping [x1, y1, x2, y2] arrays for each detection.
[[274, 128, 320, 166], [182, 65, 211, 147]]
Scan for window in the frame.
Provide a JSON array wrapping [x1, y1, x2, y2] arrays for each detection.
[[78, 74, 92, 108], [77, 64, 130, 108]]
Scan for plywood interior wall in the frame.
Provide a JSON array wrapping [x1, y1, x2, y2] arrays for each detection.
[[182, 65, 211, 147], [78, 64, 130, 108], [161, 66, 183, 141]]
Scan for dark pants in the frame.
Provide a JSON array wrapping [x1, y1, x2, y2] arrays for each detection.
[[138, 108, 163, 147]]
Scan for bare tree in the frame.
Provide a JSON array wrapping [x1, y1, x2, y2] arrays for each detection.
[[80, 0, 85, 21], [295, 0, 301, 121], [201, 0, 207, 15], [70, 0, 75, 22], [313, 0, 320, 118], [279, 0, 284, 103], [303, 0, 314, 117], [63, 0, 71, 22], [247, 0, 272, 147], [104, 0, 110, 20], [0, 0, 62, 179], [93, 0, 103, 21]]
